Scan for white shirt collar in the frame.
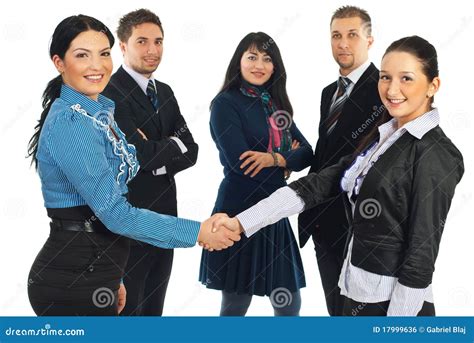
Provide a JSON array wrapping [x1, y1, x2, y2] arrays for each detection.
[[339, 60, 371, 85], [122, 63, 155, 94], [378, 107, 440, 140]]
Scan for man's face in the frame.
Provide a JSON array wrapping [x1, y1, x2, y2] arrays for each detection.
[[120, 22, 163, 78], [330, 17, 373, 76]]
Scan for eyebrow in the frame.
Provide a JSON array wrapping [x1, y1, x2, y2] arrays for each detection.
[[332, 29, 358, 34], [136, 36, 163, 41], [380, 70, 416, 74], [247, 51, 269, 56], [72, 47, 110, 52]]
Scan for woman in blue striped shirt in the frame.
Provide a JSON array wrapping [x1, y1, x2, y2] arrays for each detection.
[[26, 15, 240, 316]]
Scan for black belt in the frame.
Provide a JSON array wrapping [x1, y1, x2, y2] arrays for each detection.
[[50, 218, 108, 233]]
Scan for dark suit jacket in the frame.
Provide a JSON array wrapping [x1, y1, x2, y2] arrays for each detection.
[[290, 126, 464, 288], [298, 62, 385, 249], [102, 66, 198, 216]]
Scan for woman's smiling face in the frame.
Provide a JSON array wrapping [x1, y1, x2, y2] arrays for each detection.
[[378, 51, 440, 127], [53, 30, 113, 101], [240, 48, 274, 86]]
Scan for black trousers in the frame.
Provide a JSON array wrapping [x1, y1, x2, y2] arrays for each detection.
[[313, 234, 346, 316], [342, 296, 436, 316], [28, 229, 129, 316], [120, 242, 173, 316]]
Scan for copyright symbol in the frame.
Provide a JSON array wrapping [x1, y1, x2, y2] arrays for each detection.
[[419, 326, 425, 333]]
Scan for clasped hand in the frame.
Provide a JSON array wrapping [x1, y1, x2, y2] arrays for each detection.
[[197, 214, 243, 252]]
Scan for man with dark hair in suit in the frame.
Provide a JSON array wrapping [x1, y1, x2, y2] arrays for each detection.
[[298, 6, 385, 316], [103, 8, 198, 316]]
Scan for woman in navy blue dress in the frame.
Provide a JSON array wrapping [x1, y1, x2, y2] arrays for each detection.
[[199, 32, 313, 316]]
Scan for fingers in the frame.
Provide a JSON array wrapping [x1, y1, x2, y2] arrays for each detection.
[[240, 154, 256, 170], [215, 217, 237, 232], [205, 227, 241, 251], [226, 230, 241, 242], [243, 156, 266, 175], [199, 214, 243, 252], [117, 284, 126, 314], [212, 213, 229, 219], [137, 128, 148, 140], [239, 150, 253, 161], [250, 163, 265, 177], [212, 217, 227, 231]]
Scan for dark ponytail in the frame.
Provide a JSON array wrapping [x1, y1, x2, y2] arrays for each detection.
[[27, 76, 62, 168], [27, 14, 115, 168]]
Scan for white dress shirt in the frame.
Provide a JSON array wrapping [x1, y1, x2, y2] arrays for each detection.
[[121, 64, 188, 176]]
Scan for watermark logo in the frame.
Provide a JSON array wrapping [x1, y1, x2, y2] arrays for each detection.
[[270, 110, 292, 131], [358, 198, 382, 219], [91, 109, 114, 131], [92, 287, 115, 308], [270, 287, 292, 308]]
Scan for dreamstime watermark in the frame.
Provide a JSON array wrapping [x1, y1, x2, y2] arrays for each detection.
[[352, 105, 385, 140], [270, 287, 292, 308], [270, 110, 292, 131], [360, 20, 372, 38], [4, 323, 85, 337], [358, 198, 382, 219], [449, 286, 471, 307], [92, 287, 115, 308], [351, 302, 367, 316], [91, 109, 114, 131], [440, 16, 472, 49], [174, 123, 189, 139]]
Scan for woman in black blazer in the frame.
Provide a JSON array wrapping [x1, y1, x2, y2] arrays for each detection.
[[213, 36, 464, 316]]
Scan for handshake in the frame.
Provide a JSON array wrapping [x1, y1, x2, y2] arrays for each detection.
[[197, 213, 243, 252]]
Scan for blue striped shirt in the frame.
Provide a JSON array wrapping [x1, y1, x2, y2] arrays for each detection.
[[36, 84, 200, 248]]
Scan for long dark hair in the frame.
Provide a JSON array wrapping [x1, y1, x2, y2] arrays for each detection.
[[355, 35, 439, 156], [215, 32, 293, 116], [27, 15, 115, 168]]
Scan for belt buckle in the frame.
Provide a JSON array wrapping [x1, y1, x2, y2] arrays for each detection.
[[84, 220, 94, 232]]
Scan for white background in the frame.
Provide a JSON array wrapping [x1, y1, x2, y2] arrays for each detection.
[[0, 0, 472, 316]]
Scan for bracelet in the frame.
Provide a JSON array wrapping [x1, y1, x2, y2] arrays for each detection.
[[270, 151, 279, 167]]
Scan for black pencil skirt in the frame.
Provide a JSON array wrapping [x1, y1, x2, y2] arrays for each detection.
[[28, 227, 130, 316]]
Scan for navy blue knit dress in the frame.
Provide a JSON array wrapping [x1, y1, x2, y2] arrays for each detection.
[[199, 86, 313, 296]]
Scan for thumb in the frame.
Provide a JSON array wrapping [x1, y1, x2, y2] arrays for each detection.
[[227, 229, 241, 241]]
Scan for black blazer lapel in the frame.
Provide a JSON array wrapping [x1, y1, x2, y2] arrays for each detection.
[[315, 82, 337, 166], [112, 67, 162, 132], [354, 131, 414, 214], [320, 82, 337, 128], [324, 63, 379, 153]]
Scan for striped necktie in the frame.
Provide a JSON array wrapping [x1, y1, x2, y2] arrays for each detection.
[[326, 76, 351, 135], [146, 80, 159, 112]]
